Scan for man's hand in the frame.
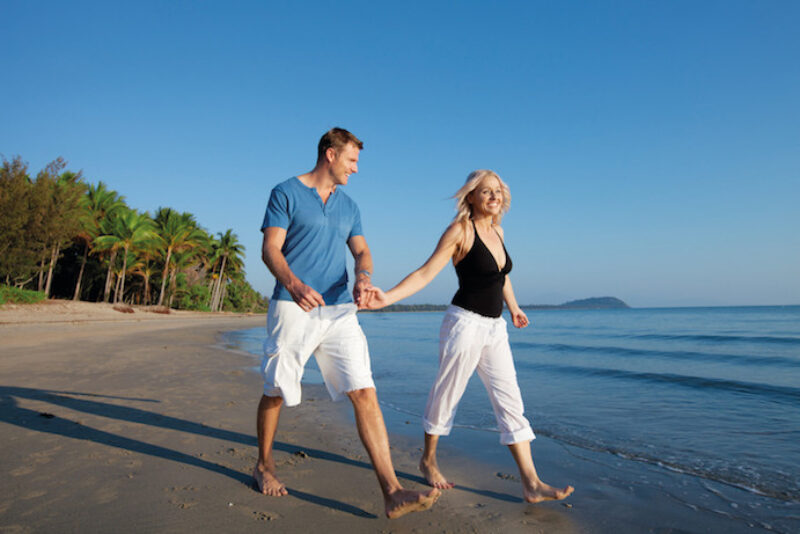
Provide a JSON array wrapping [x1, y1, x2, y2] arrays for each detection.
[[287, 280, 325, 312], [353, 277, 373, 308]]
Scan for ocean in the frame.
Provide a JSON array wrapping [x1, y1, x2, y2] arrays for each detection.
[[223, 305, 800, 524]]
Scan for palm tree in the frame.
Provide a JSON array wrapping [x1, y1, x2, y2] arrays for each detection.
[[165, 248, 201, 308], [95, 210, 157, 303], [217, 251, 244, 311], [73, 182, 125, 300], [129, 239, 160, 305], [210, 229, 244, 312], [154, 208, 207, 306], [95, 214, 119, 302]]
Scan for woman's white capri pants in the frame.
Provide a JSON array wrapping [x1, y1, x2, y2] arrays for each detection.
[[423, 305, 535, 445]]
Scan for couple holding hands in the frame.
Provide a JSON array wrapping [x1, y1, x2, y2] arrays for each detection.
[[255, 128, 573, 518]]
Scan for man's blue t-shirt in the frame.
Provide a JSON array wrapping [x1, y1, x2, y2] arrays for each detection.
[[261, 177, 363, 305]]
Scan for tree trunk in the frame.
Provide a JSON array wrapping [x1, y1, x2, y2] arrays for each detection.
[[114, 269, 122, 303], [206, 270, 216, 307], [212, 255, 227, 312], [104, 250, 117, 303], [37, 248, 47, 291], [168, 266, 177, 308], [117, 245, 129, 304], [220, 283, 228, 312], [44, 244, 59, 297], [157, 246, 172, 306], [73, 242, 89, 301]]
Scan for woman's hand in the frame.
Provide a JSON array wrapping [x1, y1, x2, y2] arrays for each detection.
[[358, 286, 390, 310], [510, 308, 529, 328]]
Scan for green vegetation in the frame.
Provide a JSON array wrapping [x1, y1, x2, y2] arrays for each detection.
[[0, 155, 267, 313], [0, 285, 47, 305]]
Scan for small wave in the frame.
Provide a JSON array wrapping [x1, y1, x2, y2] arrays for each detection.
[[531, 427, 800, 502], [516, 360, 800, 403], [511, 341, 800, 368], [376, 397, 800, 503], [631, 333, 800, 346]]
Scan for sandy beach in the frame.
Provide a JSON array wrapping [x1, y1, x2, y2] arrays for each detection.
[[0, 301, 775, 533]]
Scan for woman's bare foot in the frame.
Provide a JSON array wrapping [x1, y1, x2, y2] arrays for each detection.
[[252, 464, 288, 496], [419, 458, 455, 489], [522, 479, 574, 503], [385, 488, 441, 519]]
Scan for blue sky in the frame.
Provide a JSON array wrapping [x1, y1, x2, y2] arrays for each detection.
[[3, 0, 798, 307]]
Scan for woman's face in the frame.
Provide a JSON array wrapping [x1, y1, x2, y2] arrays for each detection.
[[468, 176, 503, 217]]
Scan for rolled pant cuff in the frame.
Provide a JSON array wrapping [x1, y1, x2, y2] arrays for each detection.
[[422, 419, 452, 436], [500, 426, 536, 445]]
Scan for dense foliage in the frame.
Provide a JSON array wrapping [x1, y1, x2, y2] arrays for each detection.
[[0, 155, 267, 313]]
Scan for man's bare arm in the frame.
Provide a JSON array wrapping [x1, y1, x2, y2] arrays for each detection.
[[262, 227, 325, 311], [347, 235, 373, 307]]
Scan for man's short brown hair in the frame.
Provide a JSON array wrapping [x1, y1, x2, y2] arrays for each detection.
[[317, 127, 363, 162]]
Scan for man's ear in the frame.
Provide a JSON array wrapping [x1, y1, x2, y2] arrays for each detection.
[[326, 147, 337, 164]]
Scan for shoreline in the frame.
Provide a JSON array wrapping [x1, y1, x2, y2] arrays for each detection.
[[0, 304, 790, 532], [226, 319, 796, 533], [0, 299, 262, 325]]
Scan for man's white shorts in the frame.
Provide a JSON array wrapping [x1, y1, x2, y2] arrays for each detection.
[[261, 299, 375, 407]]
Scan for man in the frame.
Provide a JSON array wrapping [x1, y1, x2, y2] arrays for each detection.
[[255, 128, 440, 518]]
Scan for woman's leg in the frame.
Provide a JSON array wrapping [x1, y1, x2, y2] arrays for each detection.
[[420, 432, 455, 489], [420, 310, 481, 487], [476, 322, 573, 502], [474, 325, 534, 445], [508, 441, 574, 503]]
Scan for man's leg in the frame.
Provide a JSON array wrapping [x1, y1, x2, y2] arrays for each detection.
[[347, 387, 440, 518], [253, 394, 288, 496]]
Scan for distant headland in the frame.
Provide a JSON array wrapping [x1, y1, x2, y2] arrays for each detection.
[[522, 296, 630, 310], [363, 297, 630, 313]]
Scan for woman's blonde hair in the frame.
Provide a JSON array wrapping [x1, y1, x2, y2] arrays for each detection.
[[452, 169, 511, 258]]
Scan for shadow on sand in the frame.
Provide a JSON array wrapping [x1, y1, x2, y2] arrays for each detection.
[[0, 385, 519, 516]]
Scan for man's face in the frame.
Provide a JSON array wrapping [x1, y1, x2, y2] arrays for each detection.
[[329, 143, 360, 186]]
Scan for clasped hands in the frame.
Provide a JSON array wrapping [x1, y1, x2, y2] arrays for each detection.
[[354, 282, 388, 310]]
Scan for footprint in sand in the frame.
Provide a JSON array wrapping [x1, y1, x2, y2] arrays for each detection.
[[171, 500, 198, 510], [10, 466, 35, 476], [94, 487, 118, 504], [232, 505, 280, 522], [166, 485, 200, 510], [166, 485, 199, 493]]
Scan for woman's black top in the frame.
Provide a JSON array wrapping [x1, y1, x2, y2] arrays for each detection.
[[451, 221, 512, 318]]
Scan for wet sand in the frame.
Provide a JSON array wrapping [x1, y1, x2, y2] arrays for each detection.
[[0, 301, 772, 533]]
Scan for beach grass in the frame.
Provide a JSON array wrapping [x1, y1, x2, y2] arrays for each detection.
[[0, 285, 47, 305]]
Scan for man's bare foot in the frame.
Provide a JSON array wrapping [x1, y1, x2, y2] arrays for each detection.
[[419, 458, 455, 489], [385, 488, 440, 519], [252, 465, 288, 496], [522, 479, 574, 503]]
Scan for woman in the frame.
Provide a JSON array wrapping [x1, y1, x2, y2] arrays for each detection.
[[363, 170, 573, 503]]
